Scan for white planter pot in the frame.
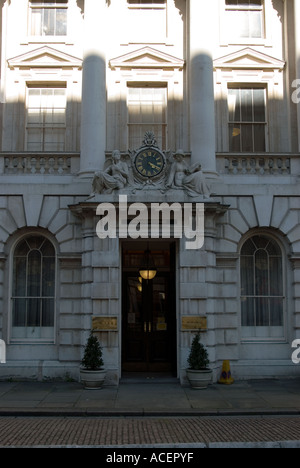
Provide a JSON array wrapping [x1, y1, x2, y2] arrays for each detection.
[[186, 369, 212, 390], [80, 368, 106, 389]]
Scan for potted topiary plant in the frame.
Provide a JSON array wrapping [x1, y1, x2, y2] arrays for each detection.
[[186, 331, 212, 389], [80, 333, 106, 389]]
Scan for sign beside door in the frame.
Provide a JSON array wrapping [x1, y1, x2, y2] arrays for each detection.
[[92, 316, 118, 331], [181, 316, 207, 331]]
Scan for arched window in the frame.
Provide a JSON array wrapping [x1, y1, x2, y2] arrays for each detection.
[[11, 235, 56, 342], [240, 234, 285, 340]]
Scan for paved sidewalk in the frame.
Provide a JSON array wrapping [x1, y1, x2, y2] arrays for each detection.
[[0, 378, 300, 447], [0, 414, 300, 447], [0, 377, 299, 416]]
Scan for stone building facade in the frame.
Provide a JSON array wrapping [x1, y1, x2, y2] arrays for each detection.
[[0, 0, 299, 384]]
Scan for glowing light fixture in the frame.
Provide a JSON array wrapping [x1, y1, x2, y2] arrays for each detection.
[[139, 249, 157, 281]]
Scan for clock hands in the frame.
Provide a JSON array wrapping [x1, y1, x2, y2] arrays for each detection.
[[148, 162, 160, 171]]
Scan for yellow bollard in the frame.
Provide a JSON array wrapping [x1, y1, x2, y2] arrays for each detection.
[[218, 360, 234, 385]]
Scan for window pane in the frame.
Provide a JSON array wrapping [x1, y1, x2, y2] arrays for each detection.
[[241, 238, 256, 255], [238, 11, 250, 38], [56, 9, 67, 35], [27, 129, 42, 151], [269, 256, 283, 296], [254, 124, 266, 152], [241, 298, 255, 326], [229, 124, 241, 152], [270, 298, 283, 326], [255, 249, 269, 296], [54, 89, 67, 110], [31, 8, 42, 35], [27, 298, 41, 327], [27, 236, 44, 250], [241, 124, 253, 152], [13, 257, 27, 297], [228, 89, 241, 121], [253, 89, 265, 122], [241, 89, 253, 122], [43, 8, 55, 35], [241, 255, 254, 296], [42, 257, 55, 296], [252, 235, 268, 249], [27, 250, 41, 297], [40, 239, 55, 256], [42, 299, 55, 326], [44, 128, 65, 151], [250, 10, 263, 38], [12, 299, 27, 327], [255, 297, 269, 326]]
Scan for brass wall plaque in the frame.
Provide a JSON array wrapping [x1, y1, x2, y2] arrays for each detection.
[[92, 316, 118, 331], [181, 316, 207, 331]]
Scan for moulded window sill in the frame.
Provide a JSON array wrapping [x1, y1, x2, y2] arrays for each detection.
[[21, 36, 74, 45]]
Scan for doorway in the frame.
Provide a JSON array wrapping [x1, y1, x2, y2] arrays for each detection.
[[122, 243, 177, 375]]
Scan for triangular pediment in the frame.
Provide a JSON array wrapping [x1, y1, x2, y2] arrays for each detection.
[[214, 48, 285, 70], [110, 47, 184, 70], [8, 46, 82, 70]]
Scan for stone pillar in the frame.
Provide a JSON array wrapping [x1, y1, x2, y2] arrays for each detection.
[[294, 0, 300, 152], [80, 0, 107, 178], [189, 0, 217, 177]]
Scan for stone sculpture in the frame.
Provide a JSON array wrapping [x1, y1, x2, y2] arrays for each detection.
[[165, 149, 211, 198], [90, 141, 211, 199], [91, 150, 129, 195]]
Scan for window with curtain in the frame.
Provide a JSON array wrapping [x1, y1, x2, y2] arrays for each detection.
[[228, 87, 266, 152], [225, 0, 264, 39], [29, 0, 68, 36], [240, 235, 285, 340], [26, 86, 66, 152], [11, 236, 56, 342], [127, 85, 167, 150]]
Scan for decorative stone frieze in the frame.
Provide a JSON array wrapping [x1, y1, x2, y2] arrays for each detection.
[[90, 132, 212, 199]]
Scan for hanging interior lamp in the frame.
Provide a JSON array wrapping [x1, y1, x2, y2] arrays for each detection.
[[139, 249, 157, 281]]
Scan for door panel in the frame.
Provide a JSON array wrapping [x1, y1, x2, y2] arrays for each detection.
[[122, 273, 176, 373]]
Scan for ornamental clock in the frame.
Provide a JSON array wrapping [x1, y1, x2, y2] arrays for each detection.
[[134, 148, 166, 180]]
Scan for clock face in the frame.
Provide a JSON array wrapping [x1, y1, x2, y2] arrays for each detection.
[[135, 149, 165, 179]]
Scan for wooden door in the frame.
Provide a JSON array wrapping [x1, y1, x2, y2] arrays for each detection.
[[122, 273, 176, 373]]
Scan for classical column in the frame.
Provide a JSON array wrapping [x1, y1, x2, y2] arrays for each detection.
[[294, 0, 300, 152], [80, 0, 107, 178], [189, 0, 217, 177]]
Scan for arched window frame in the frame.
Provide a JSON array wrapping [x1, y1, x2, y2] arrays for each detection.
[[239, 232, 287, 342], [9, 233, 57, 344]]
